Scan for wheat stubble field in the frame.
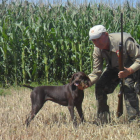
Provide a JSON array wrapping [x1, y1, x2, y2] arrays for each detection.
[[0, 86, 140, 140]]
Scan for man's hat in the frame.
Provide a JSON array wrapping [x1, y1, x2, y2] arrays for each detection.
[[89, 25, 106, 40]]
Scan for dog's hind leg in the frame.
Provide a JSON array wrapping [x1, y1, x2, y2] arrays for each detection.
[[25, 103, 44, 127]]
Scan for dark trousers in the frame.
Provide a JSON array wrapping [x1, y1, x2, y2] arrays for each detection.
[[95, 67, 139, 119]]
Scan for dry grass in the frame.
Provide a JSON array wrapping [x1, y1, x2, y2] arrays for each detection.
[[0, 86, 140, 140]]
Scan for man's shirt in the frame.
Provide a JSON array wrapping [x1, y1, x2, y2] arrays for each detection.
[[89, 32, 140, 85]]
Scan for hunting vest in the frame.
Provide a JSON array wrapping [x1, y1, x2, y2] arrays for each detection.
[[109, 32, 140, 52], [101, 32, 140, 68]]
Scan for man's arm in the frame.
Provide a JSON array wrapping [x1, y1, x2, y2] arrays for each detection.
[[119, 39, 140, 78], [126, 40, 140, 71], [88, 47, 103, 85]]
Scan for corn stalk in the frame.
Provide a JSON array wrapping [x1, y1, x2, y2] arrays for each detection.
[[0, 1, 140, 85]]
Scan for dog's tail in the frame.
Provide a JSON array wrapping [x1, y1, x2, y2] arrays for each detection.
[[23, 85, 34, 90]]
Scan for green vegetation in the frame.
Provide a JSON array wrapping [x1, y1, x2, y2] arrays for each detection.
[[0, 0, 140, 86], [0, 88, 11, 96]]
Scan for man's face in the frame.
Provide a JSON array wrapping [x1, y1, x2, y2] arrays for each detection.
[[91, 32, 109, 50]]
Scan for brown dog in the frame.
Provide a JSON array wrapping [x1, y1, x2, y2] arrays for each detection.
[[23, 72, 91, 126]]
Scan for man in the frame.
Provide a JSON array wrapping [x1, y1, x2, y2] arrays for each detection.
[[87, 25, 140, 123]]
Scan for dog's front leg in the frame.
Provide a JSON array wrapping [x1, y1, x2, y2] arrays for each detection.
[[75, 104, 84, 122], [68, 104, 74, 120], [68, 103, 77, 125]]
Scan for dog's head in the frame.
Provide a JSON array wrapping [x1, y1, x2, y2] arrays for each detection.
[[70, 72, 92, 90]]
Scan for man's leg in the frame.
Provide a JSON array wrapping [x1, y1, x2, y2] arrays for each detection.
[[95, 68, 120, 123], [124, 75, 139, 121]]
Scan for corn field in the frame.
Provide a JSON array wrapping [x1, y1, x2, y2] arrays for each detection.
[[0, 0, 140, 86]]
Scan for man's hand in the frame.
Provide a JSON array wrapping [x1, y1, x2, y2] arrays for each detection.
[[118, 67, 134, 78], [77, 85, 88, 90], [74, 83, 88, 90]]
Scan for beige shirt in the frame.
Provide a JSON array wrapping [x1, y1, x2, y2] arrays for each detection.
[[88, 33, 140, 85]]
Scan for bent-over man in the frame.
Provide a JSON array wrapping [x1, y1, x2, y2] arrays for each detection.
[[87, 25, 140, 123]]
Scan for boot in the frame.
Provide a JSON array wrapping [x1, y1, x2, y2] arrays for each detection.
[[125, 98, 139, 122], [96, 100, 110, 124]]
